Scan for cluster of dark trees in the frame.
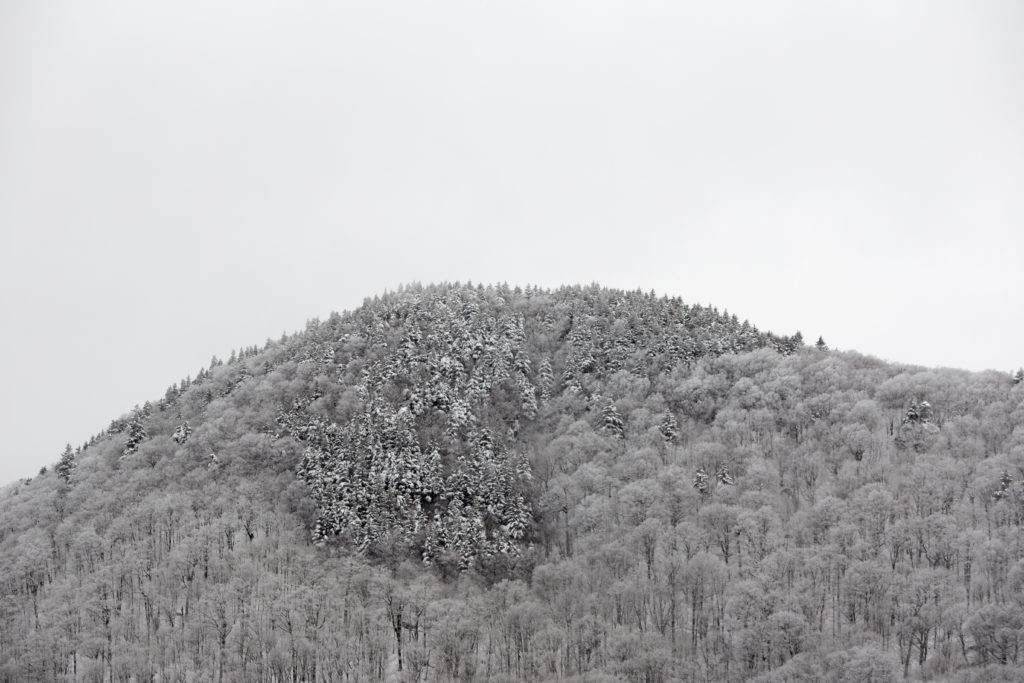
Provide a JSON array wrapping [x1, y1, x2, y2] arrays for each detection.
[[1, 282, 1022, 682]]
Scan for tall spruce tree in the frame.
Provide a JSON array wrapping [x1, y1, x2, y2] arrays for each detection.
[[601, 399, 625, 439], [123, 410, 148, 456], [56, 444, 76, 484], [172, 421, 192, 444], [659, 410, 680, 445]]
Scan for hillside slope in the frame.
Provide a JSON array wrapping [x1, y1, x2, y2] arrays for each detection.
[[1, 283, 1022, 682]]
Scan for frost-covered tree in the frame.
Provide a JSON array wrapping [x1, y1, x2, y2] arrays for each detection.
[[122, 410, 147, 456], [903, 399, 933, 424], [601, 400, 625, 439], [659, 410, 679, 445], [56, 444, 76, 484], [994, 470, 1013, 501], [172, 421, 192, 444], [693, 467, 710, 496], [537, 358, 554, 403]]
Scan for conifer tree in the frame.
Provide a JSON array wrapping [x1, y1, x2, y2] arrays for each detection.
[[537, 358, 554, 403], [659, 410, 679, 445], [692, 467, 710, 496], [903, 400, 932, 424], [519, 379, 538, 419], [123, 411, 148, 456], [994, 471, 1013, 500], [172, 421, 192, 444], [815, 336, 829, 351], [601, 400, 625, 439], [56, 444, 76, 484]]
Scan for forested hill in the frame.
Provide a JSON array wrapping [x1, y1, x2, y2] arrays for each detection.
[[2, 283, 1023, 682]]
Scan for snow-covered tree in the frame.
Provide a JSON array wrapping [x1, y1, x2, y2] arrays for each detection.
[[172, 421, 192, 444], [994, 470, 1013, 501], [537, 358, 554, 403], [122, 410, 147, 456], [659, 410, 679, 445], [693, 467, 710, 496], [56, 444, 76, 484], [601, 400, 625, 439], [903, 400, 933, 424]]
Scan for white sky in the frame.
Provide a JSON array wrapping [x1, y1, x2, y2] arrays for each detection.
[[1, 1, 1022, 484]]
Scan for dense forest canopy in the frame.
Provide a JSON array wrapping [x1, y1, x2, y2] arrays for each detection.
[[1, 282, 1022, 682]]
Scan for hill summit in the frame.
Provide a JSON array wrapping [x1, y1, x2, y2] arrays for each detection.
[[2, 282, 1022, 682]]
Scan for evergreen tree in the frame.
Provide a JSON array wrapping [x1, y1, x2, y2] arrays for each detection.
[[783, 331, 804, 355], [537, 358, 554, 403], [815, 336, 829, 351], [994, 470, 1013, 501], [601, 399, 625, 439], [903, 400, 932, 424], [692, 467, 710, 496], [123, 411, 148, 456], [519, 379, 538, 419], [56, 444, 76, 484], [1014, 368, 1024, 385], [659, 410, 679, 445], [172, 421, 192, 444]]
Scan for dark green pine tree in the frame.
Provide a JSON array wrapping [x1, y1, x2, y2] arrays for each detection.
[[692, 467, 710, 496], [519, 378, 538, 420], [123, 410, 148, 456], [601, 400, 625, 439], [994, 470, 1013, 500], [56, 444, 76, 484], [172, 421, 192, 444], [815, 336, 829, 351], [659, 410, 679, 445], [785, 331, 804, 355], [537, 358, 554, 403]]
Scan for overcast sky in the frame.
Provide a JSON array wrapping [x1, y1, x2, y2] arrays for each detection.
[[1, 1, 1022, 484]]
